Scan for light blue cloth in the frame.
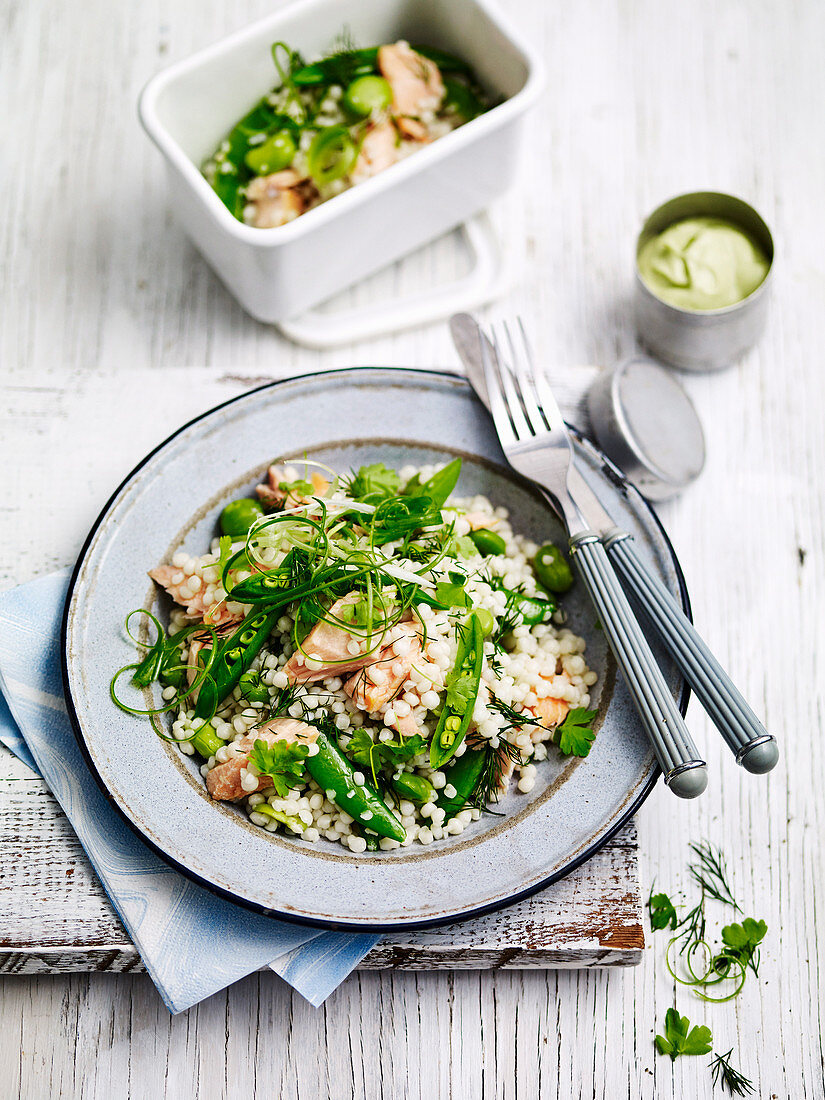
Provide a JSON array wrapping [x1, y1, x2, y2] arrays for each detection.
[[0, 572, 379, 1013]]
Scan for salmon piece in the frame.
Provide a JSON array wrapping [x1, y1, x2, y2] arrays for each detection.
[[255, 465, 329, 509], [344, 623, 422, 712], [351, 120, 399, 183], [392, 710, 423, 738], [245, 170, 312, 229], [522, 674, 571, 742], [205, 718, 317, 802], [378, 42, 445, 118], [396, 116, 430, 142], [149, 565, 242, 627], [283, 594, 388, 684]]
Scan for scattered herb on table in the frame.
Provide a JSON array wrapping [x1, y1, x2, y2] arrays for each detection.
[[654, 1008, 713, 1061], [648, 842, 766, 1095], [709, 1049, 756, 1096], [647, 888, 679, 931]]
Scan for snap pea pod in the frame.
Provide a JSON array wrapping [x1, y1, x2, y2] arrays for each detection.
[[305, 730, 406, 842], [429, 613, 484, 768], [351, 824, 380, 851], [493, 581, 557, 625], [435, 748, 487, 820], [291, 48, 379, 86], [194, 608, 281, 720], [391, 773, 436, 804]]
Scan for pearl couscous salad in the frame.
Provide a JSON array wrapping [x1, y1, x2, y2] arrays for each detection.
[[113, 459, 598, 853], [202, 38, 490, 229]]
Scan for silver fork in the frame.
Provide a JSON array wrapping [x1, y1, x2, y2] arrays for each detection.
[[481, 320, 708, 798]]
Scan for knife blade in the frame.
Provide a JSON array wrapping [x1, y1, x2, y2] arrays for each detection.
[[449, 313, 616, 534]]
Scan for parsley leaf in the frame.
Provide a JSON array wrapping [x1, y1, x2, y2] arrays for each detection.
[[554, 706, 597, 757], [654, 1008, 713, 1061], [648, 890, 679, 931], [718, 918, 767, 976], [446, 672, 477, 711], [347, 463, 400, 502], [248, 738, 309, 798], [346, 730, 426, 777], [217, 534, 233, 573]]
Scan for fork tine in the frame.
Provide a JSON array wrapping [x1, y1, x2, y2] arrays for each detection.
[[517, 318, 567, 434], [504, 319, 546, 436], [479, 323, 517, 447], [491, 323, 532, 440]]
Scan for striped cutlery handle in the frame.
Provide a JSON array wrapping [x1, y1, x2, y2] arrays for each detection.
[[604, 530, 778, 774], [570, 533, 708, 798]]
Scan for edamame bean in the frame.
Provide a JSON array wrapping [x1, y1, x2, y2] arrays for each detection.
[[219, 498, 264, 538], [244, 130, 296, 175], [343, 75, 393, 117], [468, 528, 506, 556], [391, 773, 436, 804], [533, 542, 574, 594]]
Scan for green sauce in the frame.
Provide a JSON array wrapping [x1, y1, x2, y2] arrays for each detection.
[[637, 216, 770, 311]]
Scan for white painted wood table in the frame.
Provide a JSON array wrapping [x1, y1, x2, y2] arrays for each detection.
[[1, 0, 823, 1096]]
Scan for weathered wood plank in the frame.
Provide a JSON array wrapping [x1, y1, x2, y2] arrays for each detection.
[[0, 757, 643, 971]]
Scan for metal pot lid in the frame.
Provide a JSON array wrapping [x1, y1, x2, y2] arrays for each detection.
[[587, 356, 706, 500]]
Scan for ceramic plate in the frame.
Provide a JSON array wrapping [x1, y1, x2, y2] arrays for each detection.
[[62, 369, 688, 930]]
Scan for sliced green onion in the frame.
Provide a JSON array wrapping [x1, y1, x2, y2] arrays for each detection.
[[307, 127, 359, 185]]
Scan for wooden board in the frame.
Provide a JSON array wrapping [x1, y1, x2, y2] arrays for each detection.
[[0, 750, 643, 974]]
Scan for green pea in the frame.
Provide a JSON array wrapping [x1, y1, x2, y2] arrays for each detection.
[[239, 670, 270, 703], [468, 527, 506, 556], [475, 607, 495, 637], [220, 498, 264, 538], [391, 773, 436, 804], [343, 75, 393, 117], [533, 542, 574, 594], [244, 130, 297, 175]]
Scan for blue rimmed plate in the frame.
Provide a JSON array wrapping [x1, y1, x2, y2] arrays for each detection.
[[62, 368, 688, 930]]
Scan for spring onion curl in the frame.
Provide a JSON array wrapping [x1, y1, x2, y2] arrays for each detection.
[[111, 611, 221, 741], [664, 936, 748, 1003]]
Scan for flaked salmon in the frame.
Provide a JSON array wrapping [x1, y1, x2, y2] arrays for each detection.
[[344, 622, 422, 712], [255, 464, 329, 509], [245, 170, 313, 229], [205, 718, 318, 801], [283, 594, 389, 684], [351, 120, 399, 183], [378, 42, 445, 118]]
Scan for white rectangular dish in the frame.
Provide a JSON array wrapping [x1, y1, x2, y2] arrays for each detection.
[[138, 0, 543, 323]]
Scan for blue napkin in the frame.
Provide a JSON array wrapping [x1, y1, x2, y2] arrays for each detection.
[[0, 573, 380, 1013]]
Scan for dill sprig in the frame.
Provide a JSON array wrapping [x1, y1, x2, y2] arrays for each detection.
[[688, 842, 742, 911], [467, 738, 525, 812], [709, 1050, 755, 1096]]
